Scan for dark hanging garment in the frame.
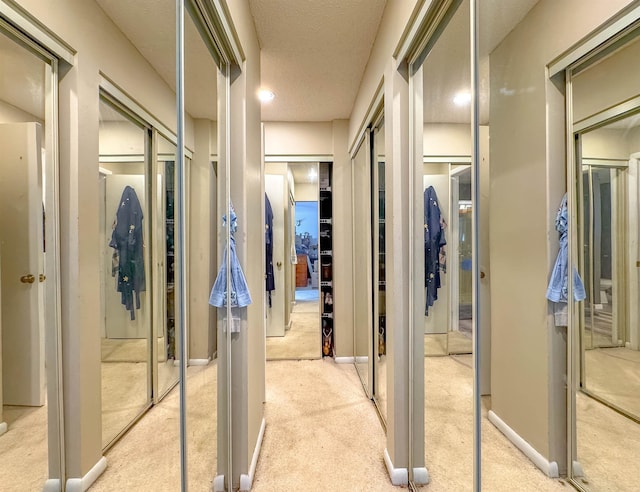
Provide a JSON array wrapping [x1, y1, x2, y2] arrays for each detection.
[[424, 186, 446, 315], [265, 193, 275, 307], [109, 185, 146, 320]]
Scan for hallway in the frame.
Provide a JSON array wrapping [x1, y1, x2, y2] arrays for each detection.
[[87, 357, 573, 491]]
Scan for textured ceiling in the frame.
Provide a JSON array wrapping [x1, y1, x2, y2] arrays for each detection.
[[249, 0, 386, 122], [96, 0, 217, 121]]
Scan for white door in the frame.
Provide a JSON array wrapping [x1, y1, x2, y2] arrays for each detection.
[[0, 122, 45, 406]]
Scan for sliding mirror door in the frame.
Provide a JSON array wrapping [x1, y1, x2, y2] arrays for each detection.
[[372, 117, 387, 422], [411, 0, 475, 487], [353, 136, 372, 396], [567, 25, 640, 492], [0, 22, 63, 489], [99, 96, 153, 449]]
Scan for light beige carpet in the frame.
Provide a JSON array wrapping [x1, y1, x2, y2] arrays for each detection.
[[0, 404, 48, 491], [421, 355, 569, 491], [92, 362, 217, 491], [101, 337, 168, 363], [252, 359, 396, 491], [576, 390, 640, 491], [266, 301, 321, 360], [583, 346, 640, 417]]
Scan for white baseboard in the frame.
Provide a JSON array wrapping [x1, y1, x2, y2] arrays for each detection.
[[488, 411, 559, 478], [241, 417, 266, 491], [188, 358, 212, 366], [0, 422, 7, 436], [212, 475, 225, 492], [213, 418, 266, 492], [413, 467, 429, 485], [43, 479, 61, 491], [573, 460, 584, 477], [334, 356, 355, 364], [384, 448, 408, 485], [66, 456, 107, 491]]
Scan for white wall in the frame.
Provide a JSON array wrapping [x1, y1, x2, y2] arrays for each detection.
[[423, 123, 471, 156], [265, 122, 333, 155], [294, 182, 317, 201]]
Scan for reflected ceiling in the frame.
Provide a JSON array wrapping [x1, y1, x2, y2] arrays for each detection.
[[290, 162, 318, 184], [96, 0, 217, 121], [0, 30, 45, 120], [93, 0, 539, 126], [423, 0, 540, 125]]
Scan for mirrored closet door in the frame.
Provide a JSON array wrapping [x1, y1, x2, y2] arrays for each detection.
[[0, 21, 63, 490], [353, 134, 372, 396], [410, 0, 475, 488], [371, 116, 387, 423], [568, 24, 640, 492], [99, 96, 153, 449]]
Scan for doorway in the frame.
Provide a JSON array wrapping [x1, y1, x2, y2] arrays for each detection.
[[265, 162, 321, 360]]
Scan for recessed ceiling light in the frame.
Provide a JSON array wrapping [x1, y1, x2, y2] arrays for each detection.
[[259, 89, 275, 103], [453, 91, 471, 106]]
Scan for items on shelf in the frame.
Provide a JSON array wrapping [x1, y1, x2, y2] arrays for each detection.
[[319, 162, 335, 357]]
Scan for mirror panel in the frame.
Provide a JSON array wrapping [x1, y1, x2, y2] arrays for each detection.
[[571, 107, 640, 491], [98, 97, 153, 449], [414, 0, 474, 487], [353, 137, 372, 395], [157, 135, 179, 398], [567, 24, 640, 492], [0, 25, 61, 489], [373, 119, 387, 422], [184, 8, 218, 489]]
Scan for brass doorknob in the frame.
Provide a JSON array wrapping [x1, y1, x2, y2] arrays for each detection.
[[20, 274, 35, 284], [39, 274, 46, 282]]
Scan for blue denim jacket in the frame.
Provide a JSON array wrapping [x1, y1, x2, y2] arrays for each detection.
[[546, 194, 586, 303], [209, 208, 252, 308]]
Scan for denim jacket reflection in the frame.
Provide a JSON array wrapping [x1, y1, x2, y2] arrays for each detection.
[[546, 194, 586, 303], [209, 234, 252, 308]]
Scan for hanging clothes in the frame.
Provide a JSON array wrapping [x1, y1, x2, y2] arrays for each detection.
[[265, 193, 275, 307], [424, 186, 446, 315], [109, 185, 146, 320], [546, 193, 586, 326], [209, 205, 252, 308]]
